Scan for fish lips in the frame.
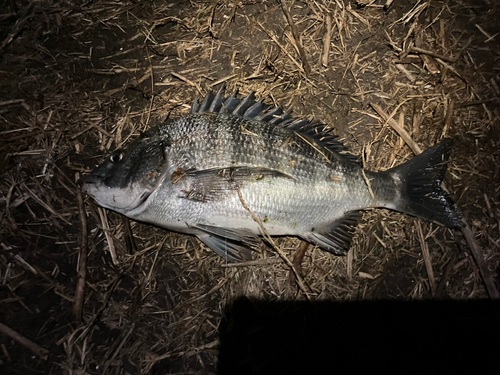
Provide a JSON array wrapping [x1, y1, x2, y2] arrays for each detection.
[[82, 174, 154, 213]]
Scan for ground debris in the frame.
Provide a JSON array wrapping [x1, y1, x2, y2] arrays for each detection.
[[1, 0, 499, 373]]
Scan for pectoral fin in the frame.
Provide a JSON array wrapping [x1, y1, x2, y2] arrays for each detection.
[[180, 166, 293, 202]]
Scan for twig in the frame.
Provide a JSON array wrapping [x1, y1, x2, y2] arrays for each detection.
[[0, 322, 49, 360], [0, 0, 36, 51], [73, 190, 88, 322], [413, 31, 441, 74], [412, 98, 423, 136], [72, 276, 122, 344], [396, 63, 416, 81], [332, 6, 346, 51], [257, 21, 305, 74], [209, 74, 237, 87], [361, 169, 376, 207], [441, 98, 455, 138], [279, 0, 311, 76], [358, 50, 377, 63], [0, 99, 24, 107], [122, 217, 138, 254], [384, 0, 395, 9], [171, 72, 203, 94], [14, 254, 37, 274], [103, 324, 135, 374], [222, 258, 281, 267], [289, 241, 310, 286], [435, 58, 465, 82], [321, 13, 332, 67], [409, 46, 456, 63], [461, 223, 499, 299], [21, 183, 71, 225], [294, 132, 330, 163], [370, 102, 422, 154], [146, 48, 155, 127], [144, 340, 219, 372], [236, 188, 311, 300], [475, 24, 497, 42], [98, 207, 118, 265], [436, 253, 456, 297], [390, 1, 429, 27], [416, 221, 436, 295], [105, 67, 153, 96], [346, 241, 353, 280]]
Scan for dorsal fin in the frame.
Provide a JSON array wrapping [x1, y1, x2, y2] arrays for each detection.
[[287, 121, 361, 164], [191, 85, 360, 164]]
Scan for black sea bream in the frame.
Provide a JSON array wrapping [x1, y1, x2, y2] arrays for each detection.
[[82, 87, 462, 262]]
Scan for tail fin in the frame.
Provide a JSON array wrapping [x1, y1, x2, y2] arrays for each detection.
[[384, 139, 463, 228]]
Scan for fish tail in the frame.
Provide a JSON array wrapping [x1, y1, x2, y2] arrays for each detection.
[[382, 139, 463, 228]]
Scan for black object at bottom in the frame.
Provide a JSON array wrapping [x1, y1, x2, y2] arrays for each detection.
[[219, 297, 500, 374]]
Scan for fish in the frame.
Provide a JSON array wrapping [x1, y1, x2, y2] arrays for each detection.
[[82, 86, 463, 263]]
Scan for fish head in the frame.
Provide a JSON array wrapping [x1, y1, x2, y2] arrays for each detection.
[[82, 138, 169, 214]]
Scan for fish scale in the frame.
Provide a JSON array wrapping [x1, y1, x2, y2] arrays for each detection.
[[83, 86, 462, 263], [183, 114, 340, 184], [167, 114, 366, 222]]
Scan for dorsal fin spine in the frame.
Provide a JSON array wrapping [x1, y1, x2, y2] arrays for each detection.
[[191, 86, 360, 164]]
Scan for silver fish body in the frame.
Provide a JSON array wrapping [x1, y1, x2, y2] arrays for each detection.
[[83, 88, 462, 262]]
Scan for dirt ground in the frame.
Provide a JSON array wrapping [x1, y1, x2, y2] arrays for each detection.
[[1, 0, 499, 374]]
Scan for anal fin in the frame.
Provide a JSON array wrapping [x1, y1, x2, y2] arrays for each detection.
[[305, 211, 361, 256]]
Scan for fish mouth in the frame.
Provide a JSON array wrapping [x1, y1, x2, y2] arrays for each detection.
[[81, 175, 153, 212], [81, 175, 101, 198], [81, 175, 100, 193]]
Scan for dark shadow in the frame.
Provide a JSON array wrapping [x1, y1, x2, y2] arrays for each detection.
[[219, 297, 500, 374]]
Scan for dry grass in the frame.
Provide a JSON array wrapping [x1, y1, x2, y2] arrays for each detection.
[[1, 0, 499, 373]]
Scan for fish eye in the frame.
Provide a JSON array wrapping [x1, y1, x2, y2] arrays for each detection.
[[109, 153, 123, 163]]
